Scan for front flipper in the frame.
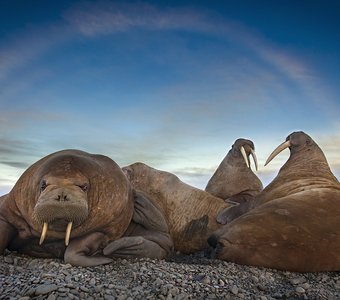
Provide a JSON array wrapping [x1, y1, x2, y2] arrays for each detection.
[[64, 232, 113, 267], [103, 235, 168, 259], [132, 192, 169, 232], [0, 217, 16, 254], [217, 194, 255, 224], [0, 195, 17, 254], [104, 192, 173, 259]]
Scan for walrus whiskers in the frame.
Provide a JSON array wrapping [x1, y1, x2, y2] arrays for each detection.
[[264, 140, 291, 166], [65, 222, 73, 246], [39, 222, 48, 245]]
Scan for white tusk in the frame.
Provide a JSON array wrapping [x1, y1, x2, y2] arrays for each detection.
[[39, 222, 48, 245], [264, 140, 291, 166], [65, 222, 73, 246], [240, 146, 250, 168], [250, 148, 258, 171]]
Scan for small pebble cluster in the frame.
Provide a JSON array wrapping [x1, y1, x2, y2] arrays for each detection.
[[1, 250, 339, 300]]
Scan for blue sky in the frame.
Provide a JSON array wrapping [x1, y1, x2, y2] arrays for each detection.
[[1, 0, 340, 195]]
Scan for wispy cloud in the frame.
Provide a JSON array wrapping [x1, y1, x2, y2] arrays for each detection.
[[63, 1, 211, 36]]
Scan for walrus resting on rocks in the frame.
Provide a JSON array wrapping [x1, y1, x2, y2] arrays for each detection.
[[0, 150, 173, 266], [205, 138, 263, 223], [208, 131, 340, 272], [119, 145, 263, 255]]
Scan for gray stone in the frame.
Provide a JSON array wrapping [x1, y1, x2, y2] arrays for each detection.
[[295, 286, 306, 294], [231, 285, 238, 295], [35, 284, 58, 295]]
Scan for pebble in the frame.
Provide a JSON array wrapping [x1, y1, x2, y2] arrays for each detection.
[[231, 285, 238, 295], [290, 276, 306, 285], [35, 284, 58, 295], [295, 286, 306, 294], [4, 256, 14, 264]]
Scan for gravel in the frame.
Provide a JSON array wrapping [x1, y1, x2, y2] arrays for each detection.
[[1, 250, 339, 300]]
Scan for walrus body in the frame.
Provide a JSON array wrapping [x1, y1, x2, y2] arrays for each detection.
[[208, 132, 340, 272], [123, 162, 230, 253], [0, 150, 172, 266]]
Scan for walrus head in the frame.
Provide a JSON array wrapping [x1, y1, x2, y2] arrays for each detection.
[[264, 131, 337, 181], [205, 138, 263, 200], [255, 131, 339, 203], [10, 150, 134, 248], [265, 131, 317, 166], [30, 155, 93, 246]]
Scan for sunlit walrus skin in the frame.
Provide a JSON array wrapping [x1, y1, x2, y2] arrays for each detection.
[[0, 150, 173, 266], [208, 131, 340, 272]]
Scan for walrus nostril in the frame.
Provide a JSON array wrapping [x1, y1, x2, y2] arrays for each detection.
[[207, 234, 218, 248], [55, 192, 69, 201]]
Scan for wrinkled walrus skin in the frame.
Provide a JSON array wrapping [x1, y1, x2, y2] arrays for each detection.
[[205, 139, 263, 224], [0, 150, 173, 266], [208, 132, 340, 272], [123, 162, 230, 254]]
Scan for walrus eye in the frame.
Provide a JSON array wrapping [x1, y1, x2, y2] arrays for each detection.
[[79, 183, 89, 192], [40, 180, 47, 192]]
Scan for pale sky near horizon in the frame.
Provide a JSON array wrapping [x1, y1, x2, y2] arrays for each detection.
[[1, 0, 340, 195]]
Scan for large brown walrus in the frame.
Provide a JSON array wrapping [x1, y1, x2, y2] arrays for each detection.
[[208, 131, 340, 272], [205, 138, 263, 223], [119, 139, 262, 254], [0, 150, 173, 266]]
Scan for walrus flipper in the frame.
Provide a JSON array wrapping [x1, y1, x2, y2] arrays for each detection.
[[0, 217, 16, 254], [64, 232, 113, 267], [103, 235, 170, 259], [132, 192, 169, 232], [103, 193, 173, 259], [0, 195, 17, 253], [217, 194, 256, 224]]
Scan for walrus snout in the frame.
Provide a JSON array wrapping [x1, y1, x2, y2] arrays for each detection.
[[33, 186, 89, 246]]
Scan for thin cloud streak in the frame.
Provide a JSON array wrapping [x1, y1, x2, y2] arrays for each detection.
[[64, 1, 211, 36]]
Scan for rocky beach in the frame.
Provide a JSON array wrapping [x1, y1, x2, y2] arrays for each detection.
[[1, 250, 339, 300]]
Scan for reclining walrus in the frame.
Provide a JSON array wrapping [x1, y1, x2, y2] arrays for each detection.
[[208, 131, 340, 272], [118, 139, 262, 254], [0, 150, 173, 266]]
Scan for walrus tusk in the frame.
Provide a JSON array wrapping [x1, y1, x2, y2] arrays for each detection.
[[65, 222, 73, 246], [39, 222, 48, 245], [240, 146, 250, 168], [265, 140, 291, 166], [250, 148, 258, 171]]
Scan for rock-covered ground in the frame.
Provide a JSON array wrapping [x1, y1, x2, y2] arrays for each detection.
[[1, 250, 339, 300]]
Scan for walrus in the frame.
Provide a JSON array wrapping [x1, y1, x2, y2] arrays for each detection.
[[205, 138, 263, 223], [208, 131, 340, 272], [0, 150, 173, 266], [116, 139, 262, 255]]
